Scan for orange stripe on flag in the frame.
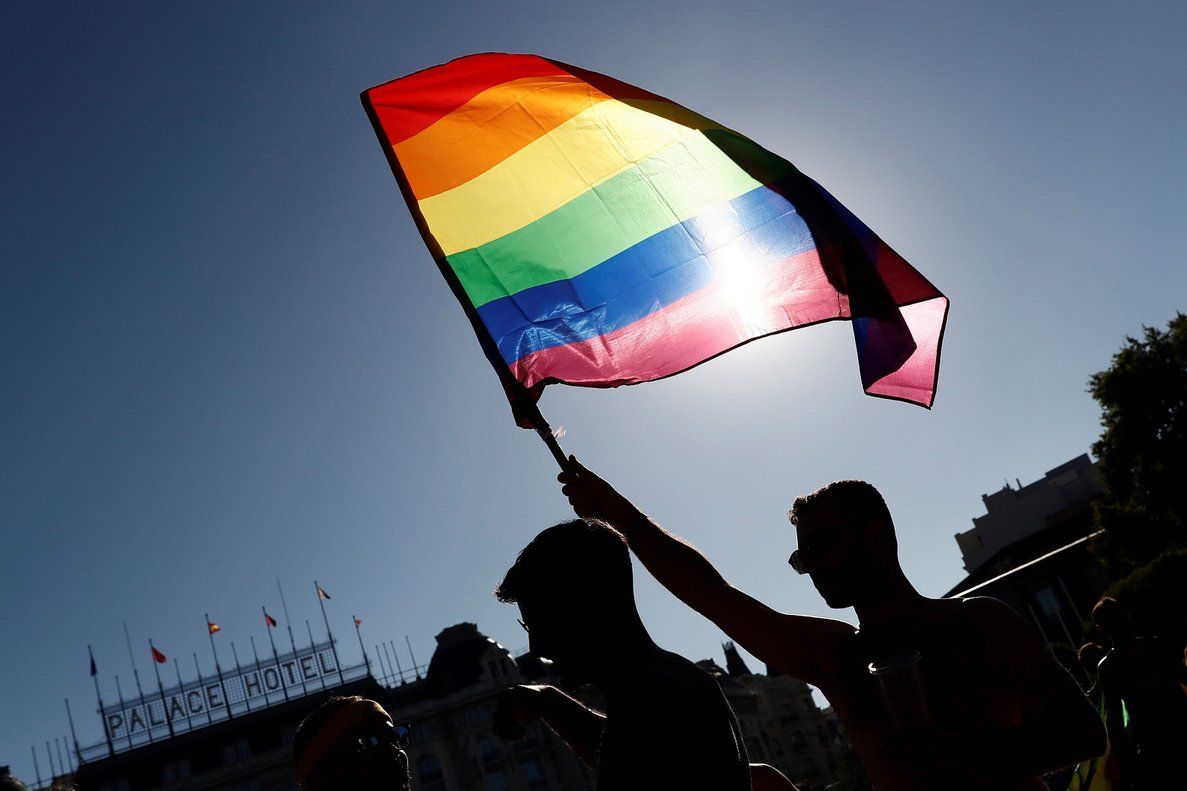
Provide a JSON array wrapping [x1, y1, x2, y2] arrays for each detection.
[[396, 75, 612, 199]]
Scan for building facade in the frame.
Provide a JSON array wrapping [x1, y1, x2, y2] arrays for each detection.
[[697, 644, 844, 790], [946, 453, 1111, 649], [47, 622, 857, 791]]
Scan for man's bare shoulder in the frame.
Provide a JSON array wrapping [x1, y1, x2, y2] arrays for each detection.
[[941, 596, 1038, 645]]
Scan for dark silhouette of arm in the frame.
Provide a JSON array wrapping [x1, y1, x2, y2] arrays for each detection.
[[559, 456, 852, 684], [493, 684, 604, 766]]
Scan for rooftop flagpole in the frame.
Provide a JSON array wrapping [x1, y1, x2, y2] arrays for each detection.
[[204, 615, 233, 721], [353, 615, 370, 675], [192, 654, 213, 726], [113, 675, 133, 750], [148, 640, 175, 738], [262, 607, 291, 702], [88, 645, 114, 757], [65, 698, 81, 766], [305, 620, 325, 690], [230, 642, 251, 713], [123, 623, 154, 744], [277, 580, 309, 696], [388, 640, 405, 684], [31, 746, 42, 788], [375, 644, 390, 684], [248, 636, 266, 704], [313, 581, 345, 685], [172, 659, 190, 734], [405, 635, 421, 680]]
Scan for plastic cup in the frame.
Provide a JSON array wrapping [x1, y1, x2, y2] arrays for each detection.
[[868, 650, 928, 727]]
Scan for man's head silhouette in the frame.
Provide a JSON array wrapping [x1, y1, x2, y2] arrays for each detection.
[[293, 696, 410, 791], [788, 480, 897, 608], [496, 519, 640, 680]]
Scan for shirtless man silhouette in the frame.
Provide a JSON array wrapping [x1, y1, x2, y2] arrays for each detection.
[[558, 458, 1104, 790]]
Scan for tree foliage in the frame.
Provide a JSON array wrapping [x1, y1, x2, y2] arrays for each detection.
[[1089, 313, 1187, 573]]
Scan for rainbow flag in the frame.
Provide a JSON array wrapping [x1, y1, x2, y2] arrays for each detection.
[[362, 54, 948, 425]]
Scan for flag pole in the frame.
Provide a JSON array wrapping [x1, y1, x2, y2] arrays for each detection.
[[405, 635, 421, 680], [148, 640, 175, 738], [65, 699, 81, 766], [114, 674, 133, 750], [88, 645, 114, 757], [46, 740, 56, 780], [353, 615, 370, 675], [230, 642, 251, 713], [314, 581, 345, 685], [193, 654, 213, 726], [305, 620, 326, 689], [31, 746, 42, 788], [172, 659, 190, 734], [375, 644, 389, 684], [55, 737, 66, 777], [524, 400, 570, 471], [262, 607, 290, 702], [387, 640, 404, 684], [277, 579, 309, 696], [204, 614, 234, 721], [249, 635, 265, 705], [123, 622, 154, 744]]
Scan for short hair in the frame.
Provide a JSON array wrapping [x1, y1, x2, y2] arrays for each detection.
[[495, 519, 632, 605], [1092, 596, 1121, 621], [789, 480, 893, 532], [293, 695, 368, 769]]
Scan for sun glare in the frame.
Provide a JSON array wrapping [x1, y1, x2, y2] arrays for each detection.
[[714, 237, 775, 337]]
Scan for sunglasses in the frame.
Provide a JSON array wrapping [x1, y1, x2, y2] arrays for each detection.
[[348, 723, 412, 756]]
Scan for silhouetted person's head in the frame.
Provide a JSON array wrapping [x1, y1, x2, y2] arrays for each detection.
[[294, 696, 410, 791], [496, 519, 643, 679], [788, 480, 898, 608], [1092, 596, 1132, 642]]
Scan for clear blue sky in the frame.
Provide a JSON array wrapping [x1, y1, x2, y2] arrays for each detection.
[[2, 1, 1184, 780]]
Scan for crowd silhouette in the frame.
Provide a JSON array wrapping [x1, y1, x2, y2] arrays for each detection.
[[276, 457, 1182, 790], [12, 465, 1179, 791]]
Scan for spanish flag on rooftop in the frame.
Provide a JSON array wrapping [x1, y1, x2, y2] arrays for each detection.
[[362, 54, 948, 423]]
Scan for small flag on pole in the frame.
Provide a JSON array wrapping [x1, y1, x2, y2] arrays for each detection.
[[264, 612, 278, 628], [207, 620, 220, 635], [151, 646, 167, 664], [354, 616, 362, 627], [316, 585, 331, 601], [89, 652, 97, 677]]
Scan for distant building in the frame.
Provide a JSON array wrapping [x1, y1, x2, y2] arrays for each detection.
[[59, 624, 594, 791], [696, 643, 844, 790], [387, 623, 593, 791], [946, 454, 1111, 648], [51, 618, 863, 791]]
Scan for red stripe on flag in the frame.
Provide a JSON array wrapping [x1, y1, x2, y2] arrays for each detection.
[[364, 54, 566, 145]]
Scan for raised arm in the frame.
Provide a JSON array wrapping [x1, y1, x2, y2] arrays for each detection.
[[558, 456, 852, 684]]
